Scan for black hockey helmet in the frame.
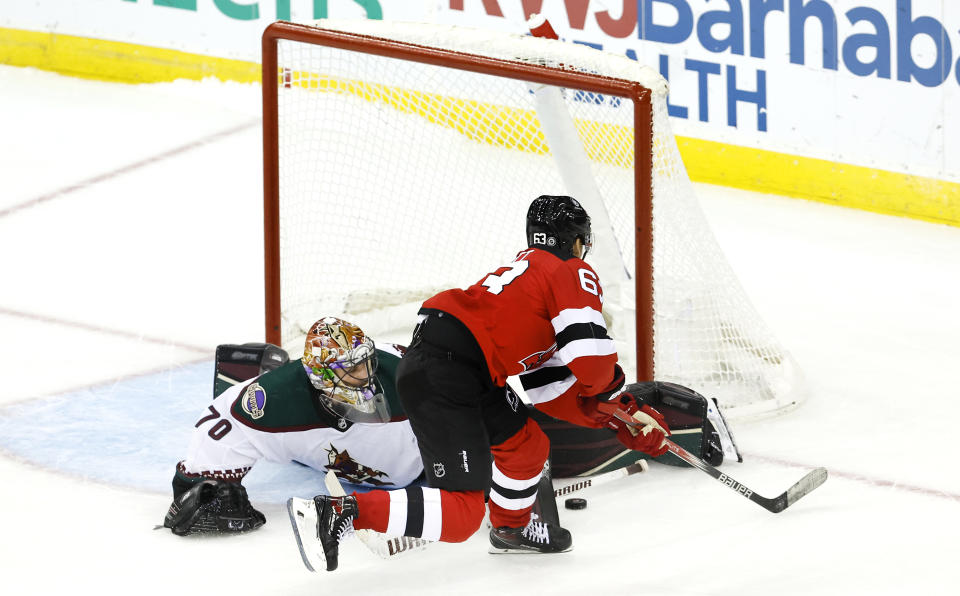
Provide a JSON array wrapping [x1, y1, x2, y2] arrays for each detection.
[[526, 195, 592, 260]]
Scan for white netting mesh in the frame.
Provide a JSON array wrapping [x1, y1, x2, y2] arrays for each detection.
[[269, 20, 803, 419]]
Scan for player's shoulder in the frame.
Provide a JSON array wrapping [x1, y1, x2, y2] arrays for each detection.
[[565, 255, 595, 274], [525, 247, 595, 278], [254, 359, 308, 390], [228, 361, 322, 427]]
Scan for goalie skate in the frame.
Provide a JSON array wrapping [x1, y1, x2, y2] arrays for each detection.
[[287, 497, 325, 572]]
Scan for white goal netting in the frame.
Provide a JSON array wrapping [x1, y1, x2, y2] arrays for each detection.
[[267, 20, 804, 420]]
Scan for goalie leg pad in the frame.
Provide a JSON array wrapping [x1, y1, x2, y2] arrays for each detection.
[[213, 342, 289, 397], [163, 480, 266, 536]]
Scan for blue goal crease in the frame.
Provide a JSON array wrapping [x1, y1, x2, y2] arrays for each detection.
[[0, 361, 333, 503]]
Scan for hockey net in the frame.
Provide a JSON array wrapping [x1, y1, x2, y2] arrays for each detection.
[[262, 20, 804, 420]]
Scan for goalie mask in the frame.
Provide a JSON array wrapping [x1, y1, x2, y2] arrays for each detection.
[[301, 317, 391, 424]]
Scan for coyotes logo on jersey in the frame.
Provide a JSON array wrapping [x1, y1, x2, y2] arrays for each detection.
[[325, 444, 393, 486]]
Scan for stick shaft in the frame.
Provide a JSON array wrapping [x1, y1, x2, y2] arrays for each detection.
[[613, 410, 826, 513], [667, 439, 826, 512], [552, 460, 648, 499]]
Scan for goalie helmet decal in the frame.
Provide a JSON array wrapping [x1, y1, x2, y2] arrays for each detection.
[[301, 317, 391, 424]]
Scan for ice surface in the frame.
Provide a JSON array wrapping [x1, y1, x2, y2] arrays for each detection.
[[1, 65, 958, 595]]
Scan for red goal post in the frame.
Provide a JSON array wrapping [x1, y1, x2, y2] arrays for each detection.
[[260, 20, 803, 420]]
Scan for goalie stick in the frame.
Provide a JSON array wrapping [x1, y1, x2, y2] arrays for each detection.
[[553, 460, 648, 499], [613, 409, 827, 513]]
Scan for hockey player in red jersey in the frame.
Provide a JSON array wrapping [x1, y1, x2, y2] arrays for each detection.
[[295, 196, 675, 570]]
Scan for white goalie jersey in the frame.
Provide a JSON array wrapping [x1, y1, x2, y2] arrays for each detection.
[[177, 346, 423, 489]]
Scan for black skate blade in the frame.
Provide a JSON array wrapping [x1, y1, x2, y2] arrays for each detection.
[[487, 544, 573, 554]]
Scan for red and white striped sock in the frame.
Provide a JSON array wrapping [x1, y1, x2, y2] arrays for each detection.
[[488, 418, 550, 528], [353, 487, 485, 543]]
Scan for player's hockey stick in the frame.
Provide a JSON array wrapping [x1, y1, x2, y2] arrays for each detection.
[[613, 410, 827, 513]]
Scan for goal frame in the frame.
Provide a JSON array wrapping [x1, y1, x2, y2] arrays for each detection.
[[261, 20, 655, 379]]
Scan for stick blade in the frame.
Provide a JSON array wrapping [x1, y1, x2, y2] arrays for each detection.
[[777, 467, 828, 512]]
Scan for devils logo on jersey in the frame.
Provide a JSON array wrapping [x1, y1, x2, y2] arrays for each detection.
[[325, 444, 393, 486], [518, 343, 557, 372]]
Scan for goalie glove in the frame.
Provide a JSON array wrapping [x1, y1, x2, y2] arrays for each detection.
[[163, 480, 266, 536], [592, 391, 671, 457]]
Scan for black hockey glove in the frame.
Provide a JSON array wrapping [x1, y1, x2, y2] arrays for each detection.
[[163, 480, 266, 536]]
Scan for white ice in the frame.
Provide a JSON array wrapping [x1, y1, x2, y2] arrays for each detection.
[[1, 65, 958, 595]]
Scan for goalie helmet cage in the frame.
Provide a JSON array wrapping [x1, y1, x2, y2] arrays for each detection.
[[261, 20, 804, 420]]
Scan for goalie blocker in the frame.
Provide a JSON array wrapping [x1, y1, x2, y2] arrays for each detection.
[[530, 381, 741, 476]]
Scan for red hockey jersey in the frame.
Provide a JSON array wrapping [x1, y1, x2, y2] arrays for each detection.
[[422, 248, 621, 428]]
